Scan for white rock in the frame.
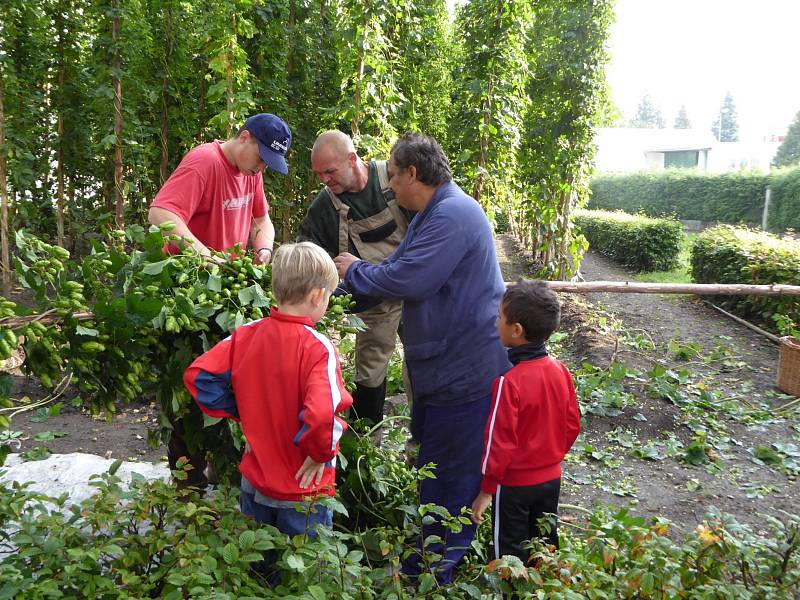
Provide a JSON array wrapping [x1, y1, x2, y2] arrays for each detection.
[[0, 452, 169, 507]]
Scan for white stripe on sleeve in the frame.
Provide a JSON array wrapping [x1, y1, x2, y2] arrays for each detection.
[[304, 326, 344, 450], [493, 485, 502, 561], [481, 376, 505, 475]]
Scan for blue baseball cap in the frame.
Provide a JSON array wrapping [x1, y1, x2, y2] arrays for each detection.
[[243, 113, 292, 175]]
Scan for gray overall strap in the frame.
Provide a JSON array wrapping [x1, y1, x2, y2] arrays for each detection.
[[325, 188, 352, 255], [375, 160, 409, 232]]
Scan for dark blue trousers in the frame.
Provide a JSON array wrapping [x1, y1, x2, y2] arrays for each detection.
[[404, 396, 491, 583]]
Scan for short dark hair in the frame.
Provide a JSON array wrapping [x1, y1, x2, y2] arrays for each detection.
[[502, 280, 561, 344], [390, 132, 452, 186]]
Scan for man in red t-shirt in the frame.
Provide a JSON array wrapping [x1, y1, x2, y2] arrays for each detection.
[[148, 113, 292, 488], [148, 113, 291, 265]]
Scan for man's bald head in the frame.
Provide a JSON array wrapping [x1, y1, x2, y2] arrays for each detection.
[[311, 130, 355, 160], [310, 130, 368, 194]]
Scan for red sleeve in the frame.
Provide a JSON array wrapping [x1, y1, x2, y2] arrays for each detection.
[[183, 335, 240, 421], [295, 333, 353, 464], [151, 156, 207, 223], [251, 175, 267, 218], [480, 375, 518, 494], [564, 370, 581, 451]]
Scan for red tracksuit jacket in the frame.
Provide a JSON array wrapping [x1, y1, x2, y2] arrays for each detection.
[[480, 355, 580, 494], [183, 307, 352, 501]]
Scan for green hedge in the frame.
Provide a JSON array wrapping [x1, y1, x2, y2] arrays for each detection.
[[589, 171, 769, 225], [575, 209, 684, 272], [690, 226, 800, 326], [768, 167, 800, 231]]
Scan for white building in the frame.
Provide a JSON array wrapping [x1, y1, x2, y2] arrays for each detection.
[[594, 128, 780, 173]]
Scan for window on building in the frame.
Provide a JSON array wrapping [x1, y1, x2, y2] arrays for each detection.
[[664, 150, 699, 169]]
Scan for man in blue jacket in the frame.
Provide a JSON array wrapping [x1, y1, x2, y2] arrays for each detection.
[[334, 132, 510, 582]]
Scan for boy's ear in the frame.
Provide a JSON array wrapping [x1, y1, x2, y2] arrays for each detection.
[[511, 322, 525, 339], [309, 287, 327, 307]]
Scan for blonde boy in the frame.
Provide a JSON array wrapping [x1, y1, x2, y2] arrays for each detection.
[[184, 242, 352, 537]]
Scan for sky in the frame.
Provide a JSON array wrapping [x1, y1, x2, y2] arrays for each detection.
[[606, 0, 800, 140]]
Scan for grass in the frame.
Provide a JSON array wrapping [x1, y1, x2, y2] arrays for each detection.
[[633, 232, 697, 284]]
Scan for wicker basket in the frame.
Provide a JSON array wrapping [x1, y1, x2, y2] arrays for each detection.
[[778, 336, 800, 397]]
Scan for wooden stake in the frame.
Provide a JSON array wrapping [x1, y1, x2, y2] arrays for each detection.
[[539, 280, 800, 297]]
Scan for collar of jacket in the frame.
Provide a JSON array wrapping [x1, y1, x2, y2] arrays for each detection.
[[412, 180, 454, 226], [507, 342, 548, 365], [269, 306, 315, 327]]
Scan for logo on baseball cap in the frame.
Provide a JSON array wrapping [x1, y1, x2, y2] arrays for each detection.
[[244, 113, 292, 175]]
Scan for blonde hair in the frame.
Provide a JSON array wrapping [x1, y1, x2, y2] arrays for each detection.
[[271, 242, 339, 305]]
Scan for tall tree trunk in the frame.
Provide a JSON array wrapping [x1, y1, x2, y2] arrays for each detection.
[[287, 0, 295, 109], [55, 8, 67, 247], [159, 3, 173, 185], [351, 11, 369, 140], [556, 183, 573, 279], [197, 57, 206, 142], [0, 73, 10, 294], [226, 13, 236, 137], [112, 1, 124, 228], [472, 75, 493, 205]]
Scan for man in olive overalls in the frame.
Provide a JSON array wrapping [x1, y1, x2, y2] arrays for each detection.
[[298, 131, 411, 427]]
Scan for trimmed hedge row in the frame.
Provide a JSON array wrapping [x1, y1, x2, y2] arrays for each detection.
[[768, 167, 800, 231], [589, 171, 769, 224], [575, 209, 684, 272], [590, 167, 800, 231], [690, 226, 800, 326]]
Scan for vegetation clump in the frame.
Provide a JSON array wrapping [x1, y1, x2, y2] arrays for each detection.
[[575, 209, 684, 272]]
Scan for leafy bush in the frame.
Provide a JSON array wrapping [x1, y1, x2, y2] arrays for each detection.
[[2, 462, 798, 598], [0, 227, 360, 471], [589, 170, 769, 225], [690, 226, 800, 326], [768, 167, 800, 231], [575, 209, 684, 272]]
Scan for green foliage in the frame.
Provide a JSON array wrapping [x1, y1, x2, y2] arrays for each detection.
[[512, 0, 614, 278], [0, 226, 359, 479], [575, 209, 684, 272], [768, 166, 800, 230], [589, 170, 770, 225], [629, 93, 665, 129], [773, 110, 800, 168], [448, 0, 530, 214], [690, 225, 800, 329], [2, 469, 798, 598]]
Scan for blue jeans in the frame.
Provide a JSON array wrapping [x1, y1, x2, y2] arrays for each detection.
[[240, 489, 333, 583], [239, 489, 333, 535], [404, 396, 491, 583]]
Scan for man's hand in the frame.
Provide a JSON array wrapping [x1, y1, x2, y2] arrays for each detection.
[[254, 247, 272, 265], [295, 456, 326, 489], [471, 491, 492, 524], [334, 252, 360, 279]]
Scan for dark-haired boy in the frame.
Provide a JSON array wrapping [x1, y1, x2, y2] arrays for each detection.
[[471, 280, 580, 561]]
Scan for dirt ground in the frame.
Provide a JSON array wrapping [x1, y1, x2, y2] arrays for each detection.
[[3, 234, 799, 536], [497, 234, 799, 535]]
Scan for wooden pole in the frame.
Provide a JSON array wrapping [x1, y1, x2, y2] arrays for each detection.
[[539, 280, 800, 297], [0, 69, 10, 295], [112, 0, 124, 229], [702, 300, 781, 345]]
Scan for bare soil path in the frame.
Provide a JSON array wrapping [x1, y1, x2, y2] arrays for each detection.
[[499, 234, 798, 535]]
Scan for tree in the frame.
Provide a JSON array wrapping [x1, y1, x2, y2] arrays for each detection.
[[773, 110, 800, 167], [674, 105, 691, 129], [630, 94, 664, 128], [448, 0, 531, 209], [711, 92, 739, 142], [518, 0, 614, 277]]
